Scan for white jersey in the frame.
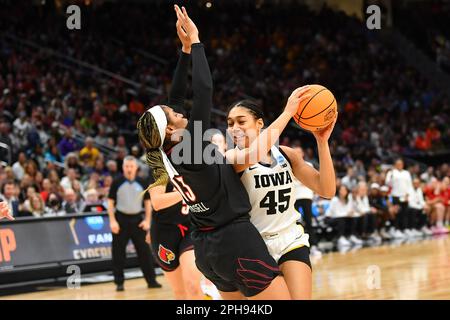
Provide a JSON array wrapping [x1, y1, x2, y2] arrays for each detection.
[[293, 161, 314, 200], [240, 146, 301, 235]]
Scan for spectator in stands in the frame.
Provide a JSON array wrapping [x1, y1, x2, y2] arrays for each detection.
[[29, 194, 46, 218], [20, 185, 38, 212], [4, 166, 16, 182], [60, 168, 84, 194], [420, 166, 435, 183], [0, 180, 20, 218], [81, 189, 106, 214], [45, 145, 63, 164], [48, 170, 62, 190], [414, 132, 431, 151], [106, 160, 119, 178], [325, 185, 358, 247], [44, 192, 65, 217], [13, 111, 31, 150], [130, 145, 149, 178], [440, 176, 450, 229], [64, 152, 83, 177], [40, 178, 52, 203], [0, 121, 14, 159], [98, 175, 113, 200], [385, 159, 414, 238], [12, 151, 27, 181], [94, 158, 108, 177], [369, 183, 391, 240], [341, 167, 358, 190], [79, 137, 101, 170], [354, 181, 381, 242], [348, 186, 364, 245], [24, 160, 39, 181], [62, 188, 83, 214], [115, 136, 130, 155], [424, 178, 447, 234], [84, 171, 101, 192], [57, 128, 79, 157], [408, 178, 433, 236], [95, 125, 109, 146]]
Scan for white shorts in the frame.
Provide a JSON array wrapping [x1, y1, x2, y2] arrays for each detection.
[[261, 223, 310, 263]]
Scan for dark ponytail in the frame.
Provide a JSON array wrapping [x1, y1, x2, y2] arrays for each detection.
[[137, 112, 169, 188]]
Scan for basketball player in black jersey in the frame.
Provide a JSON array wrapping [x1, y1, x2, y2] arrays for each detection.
[[146, 20, 204, 300], [137, 6, 312, 300]]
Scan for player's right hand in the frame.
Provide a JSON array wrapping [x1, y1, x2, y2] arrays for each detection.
[[176, 19, 192, 54], [174, 5, 199, 43], [110, 220, 120, 234], [284, 86, 311, 117]]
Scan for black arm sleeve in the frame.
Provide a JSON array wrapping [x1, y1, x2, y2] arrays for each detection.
[[176, 43, 213, 171], [187, 43, 213, 133], [168, 51, 191, 112]]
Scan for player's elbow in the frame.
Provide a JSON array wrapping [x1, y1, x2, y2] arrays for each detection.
[[319, 188, 335, 200], [150, 197, 164, 211]]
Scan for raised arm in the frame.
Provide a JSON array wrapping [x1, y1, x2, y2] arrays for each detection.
[[174, 5, 213, 133], [168, 20, 192, 110], [226, 86, 311, 172]]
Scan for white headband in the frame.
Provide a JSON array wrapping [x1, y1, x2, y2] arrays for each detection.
[[145, 105, 179, 181], [147, 105, 167, 148]]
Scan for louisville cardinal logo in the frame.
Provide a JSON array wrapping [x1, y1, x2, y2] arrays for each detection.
[[158, 244, 175, 264]]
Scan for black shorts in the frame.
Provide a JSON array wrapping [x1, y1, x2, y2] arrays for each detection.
[[278, 246, 312, 270], [150, 222, 193, 272], [192, 220, 281, 298]]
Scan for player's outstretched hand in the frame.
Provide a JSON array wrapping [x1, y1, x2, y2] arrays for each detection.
[[0, 201, 14, 221], [174, 5, 199, 44], [312, 112, 338, 144], [176, 19, 192, 54]]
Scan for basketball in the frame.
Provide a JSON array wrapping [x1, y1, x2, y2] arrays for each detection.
[[294, 84, 337, 131]]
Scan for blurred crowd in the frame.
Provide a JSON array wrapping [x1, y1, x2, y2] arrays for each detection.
[[0, 1, 448, 229], [394, 0, 450, 73], [312, 159, 450, 250]]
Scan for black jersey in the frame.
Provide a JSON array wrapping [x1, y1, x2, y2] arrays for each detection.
[[162, 43, 251, 230], [148, 173, 189, 226], [168, 147, 251, 230]]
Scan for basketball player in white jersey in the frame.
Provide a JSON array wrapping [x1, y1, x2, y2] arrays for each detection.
[[226, 99, 337, 299], [0, 201, 14, 220]]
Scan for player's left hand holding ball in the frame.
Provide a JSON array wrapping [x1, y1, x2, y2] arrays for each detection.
[[312, 112, 338, 144], [0, 201, 14, 221]]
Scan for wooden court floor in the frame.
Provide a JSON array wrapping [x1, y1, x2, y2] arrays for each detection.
[[2, 235, 449, 300]]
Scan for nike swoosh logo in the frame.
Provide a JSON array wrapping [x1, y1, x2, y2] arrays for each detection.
[[248, 166, 258, 170]]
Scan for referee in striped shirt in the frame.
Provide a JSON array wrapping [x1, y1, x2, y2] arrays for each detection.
[[108, 156, 161, 291]]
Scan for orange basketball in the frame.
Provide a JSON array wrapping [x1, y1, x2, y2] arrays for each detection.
[[293, 84, 337, 131]]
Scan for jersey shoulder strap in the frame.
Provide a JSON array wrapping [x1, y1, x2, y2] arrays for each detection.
[[271, 146, 290, 168]]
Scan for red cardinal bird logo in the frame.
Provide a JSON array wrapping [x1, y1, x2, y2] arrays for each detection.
[[158, 244, 175, 264]]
